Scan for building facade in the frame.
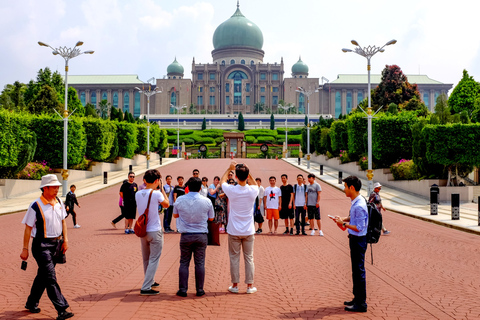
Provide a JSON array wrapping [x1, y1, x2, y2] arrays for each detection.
[[67, 3, 452, 120]]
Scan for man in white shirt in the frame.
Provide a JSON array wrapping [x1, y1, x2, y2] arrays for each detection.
[[293, 174, 307, 235], [221, 161, 259, 294], [135, 169, 170, 296], [264, 177, 282, 234]]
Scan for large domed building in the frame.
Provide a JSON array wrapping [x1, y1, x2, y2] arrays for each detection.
[[67, 1, 451, 119]]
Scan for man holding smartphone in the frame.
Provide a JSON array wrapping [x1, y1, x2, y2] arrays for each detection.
[[20, 174, 74, 320]]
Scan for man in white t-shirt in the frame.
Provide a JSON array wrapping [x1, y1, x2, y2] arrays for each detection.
[[264, 176, 282, 234], [293, 174, 307, 235], [221, 161, 259, 294], [135, 169, 170, 296]]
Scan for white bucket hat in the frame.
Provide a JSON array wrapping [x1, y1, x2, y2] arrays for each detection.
[[40, 174, 62, 188], [373, 182, 382, 189]]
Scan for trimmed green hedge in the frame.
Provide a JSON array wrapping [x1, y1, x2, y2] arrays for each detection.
[[256, 136, 276, 143], [31, 114, 86, 168], [117, 122, 138, 159], [244, 129, 277, 137], [136, 124, 148, 154], [83, 118, 117, 161], [245, 136, 256, 143], [329, 120, 348, 155], [346, 113, 367, 158]]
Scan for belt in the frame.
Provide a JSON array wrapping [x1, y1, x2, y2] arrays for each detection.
[[182, 232, 207, 235], [348, 234, 366, 239], [36, 236, 62, 243]]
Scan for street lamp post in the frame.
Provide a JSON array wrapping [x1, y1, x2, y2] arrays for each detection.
[[278, 103, 294, 157], [342, 39, 396, 195], [172, 104, 187, 159], [38, 41, 94, 196], [295, 87, 320, 169], [136, 81, 162, 169]]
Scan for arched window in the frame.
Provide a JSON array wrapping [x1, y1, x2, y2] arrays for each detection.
[[250, 60, 254, 66], [241, 59, 245, 65], [230, 59, 235, 65], [222, 60, 225, 65], [113, 91, 118, 108], [227, 71, 248, 105], [80, 91, 85, 106], [134, 92, 140, 118], [102, 91, 107, 102], [170, 91, 177, 108], [299, 93, 305, 114], [90, 91, 97, 107]]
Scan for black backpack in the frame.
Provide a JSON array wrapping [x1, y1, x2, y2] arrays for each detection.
[[365, 198, 383, 264]]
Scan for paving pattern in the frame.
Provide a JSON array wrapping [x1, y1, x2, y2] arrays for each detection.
[[1, 159, 479, 320]]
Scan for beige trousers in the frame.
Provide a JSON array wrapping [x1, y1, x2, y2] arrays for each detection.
[[228, 234, 255, 284]]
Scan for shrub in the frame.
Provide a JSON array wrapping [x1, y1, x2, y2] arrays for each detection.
[[346, 113, 367, 160], [244, 129, 277, 137], [339, 150, 351, 163], [17, 161, 53, 180], [390, 159, 421, 180], [359, 155, 368, 171], [136, 124, 148, 154], [329, 120, 348, 156], [117, 122, 138, 159], [256, 136, 277, 143], [32, 114, 86, 168], [83, 118, 117, 161], [245, 136, 256, 143]]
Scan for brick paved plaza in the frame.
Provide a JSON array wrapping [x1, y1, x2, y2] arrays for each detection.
[[1, 159, 479, 320]]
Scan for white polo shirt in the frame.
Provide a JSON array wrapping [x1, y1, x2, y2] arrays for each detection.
[[22, 196, 67, 238]]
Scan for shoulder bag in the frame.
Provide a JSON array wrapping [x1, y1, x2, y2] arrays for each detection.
[[134, 190, 154, 237]]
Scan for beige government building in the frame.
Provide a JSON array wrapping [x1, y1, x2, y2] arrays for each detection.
[[68, 2, 452, 121]]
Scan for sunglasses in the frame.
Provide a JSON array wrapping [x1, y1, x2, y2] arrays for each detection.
[[129, 175, 135, 178]]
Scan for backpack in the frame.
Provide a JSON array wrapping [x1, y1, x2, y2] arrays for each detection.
[[364, 197, 383, 264]]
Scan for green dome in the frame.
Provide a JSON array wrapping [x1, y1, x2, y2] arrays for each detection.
[[212, 5, 263, 50], [292, 57, 309, 74], [167, 58, 184, 75]]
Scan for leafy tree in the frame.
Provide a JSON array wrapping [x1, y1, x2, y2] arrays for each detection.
[[84, 103, 98, 118], [0, 81, 26, 111], [238, 112, 245, 131], [448, 69, 480, 116], [28, 85, 62, 115], [270, 113, 275, 130], [371, 65, 421, 111], [189, 103, 197, 114], [253, 102, 264, 114], [387, 103, 398, 115], [432, 93, 450, 124]]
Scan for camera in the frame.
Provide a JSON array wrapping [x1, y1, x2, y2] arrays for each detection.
[[21, 261, 27, 271]]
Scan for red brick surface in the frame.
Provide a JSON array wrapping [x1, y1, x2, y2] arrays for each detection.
[[1, 159, 479, 319]]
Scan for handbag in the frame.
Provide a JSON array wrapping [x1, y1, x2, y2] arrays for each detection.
[[207, 220, 221, 246], [134, 190, 153, 237]]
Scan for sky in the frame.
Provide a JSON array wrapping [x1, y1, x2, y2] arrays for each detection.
[[1, 0, 479, 91]]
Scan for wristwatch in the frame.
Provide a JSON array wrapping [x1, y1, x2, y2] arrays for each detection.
[[343, 222, 347, 228]]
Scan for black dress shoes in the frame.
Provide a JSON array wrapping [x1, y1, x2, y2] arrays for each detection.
[[57, 310, 74, 320], [196, 290, 206, 297], [344, 305, 367, 312], [176, 290, 187, 297], [343, 300, 355, 306], [25, 305, 41, 313]]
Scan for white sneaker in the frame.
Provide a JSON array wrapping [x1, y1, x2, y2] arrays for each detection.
[[228, 286, 239, 293], [319, 230, 324, 236], [310, 230, 315, 236], [74, 224, 81, 228], [246, 287, 257, 294]]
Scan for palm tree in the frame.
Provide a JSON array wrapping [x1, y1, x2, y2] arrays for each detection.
[[253, 102, 265, 114]]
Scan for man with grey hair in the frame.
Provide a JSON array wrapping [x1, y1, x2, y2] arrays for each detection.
[[20, 174, 74, 320]]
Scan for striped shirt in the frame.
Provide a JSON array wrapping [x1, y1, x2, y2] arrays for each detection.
[[22, 196, 67, 238]]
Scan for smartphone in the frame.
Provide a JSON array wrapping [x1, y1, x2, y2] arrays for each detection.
[[328, 215, 335, 219], [21, 261, 27, 271]]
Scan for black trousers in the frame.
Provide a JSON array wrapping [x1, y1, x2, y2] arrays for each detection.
[[67, 209, 77, 226], [178, 233, 208, 293], [294, 207, 306, 233], [349, 235, 367, 308], [26, 239, 69, 312], [163, 205, 173, 230]]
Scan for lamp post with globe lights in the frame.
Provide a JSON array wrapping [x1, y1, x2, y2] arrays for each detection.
[[38, 41, 94, 196], [172, 104, 187, 158], [342, 39, 396, 195], [278, 103, 294, 157]]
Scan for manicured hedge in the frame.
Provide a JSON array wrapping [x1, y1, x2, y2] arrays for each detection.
[[244, 129, 277, 137], [346, 113, 367, 158], [245, 136, 256, 143], [256, 136, 276, 143], [83, 118, 117, 161], [31, 114, 86, 168], [329, 120, 348, 155], [117, 122, 138, 159], [136, 124, 148, 154]]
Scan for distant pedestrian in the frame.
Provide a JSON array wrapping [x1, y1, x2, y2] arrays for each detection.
[[279, 174, 294, 235], [332, 175, 368, 313], [135, 169, 169, 295], [306, 174, 323, 236], [65, 184, 81, 228], [173, 177, 214, 297], [255, 178, 265, 234], [264, 176, 282, 234], [112, 172, 138, 234], [368, 182, 390, 235], [199, 177, 209, 197], [185, 169, 200, 194], [221, 161, 259, 294], [207, 176, 220, 207], [173, 176, 186, 202], [292, 174, 307, 235], [20, 174, 74, 320], [163, 175, 175, 233]]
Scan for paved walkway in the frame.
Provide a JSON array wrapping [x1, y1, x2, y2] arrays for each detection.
[[284, 158, 480, 235], [1, 159, 479, 319]]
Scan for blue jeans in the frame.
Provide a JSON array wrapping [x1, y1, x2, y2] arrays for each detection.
[[349, 235, 367, 308]]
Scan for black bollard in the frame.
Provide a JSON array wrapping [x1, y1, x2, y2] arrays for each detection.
[[160, 157, 163, 165], [129, 165, 133, 172], [320, 165, 324, 175], [338, 171, 342, 184], [451, 193, 460, 220], [103, 171, 107, 184], [298, 157, 301, 165], [430, 184, 439, 215]]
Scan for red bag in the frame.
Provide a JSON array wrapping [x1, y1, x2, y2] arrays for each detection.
[[134, 190, 153, 237]]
